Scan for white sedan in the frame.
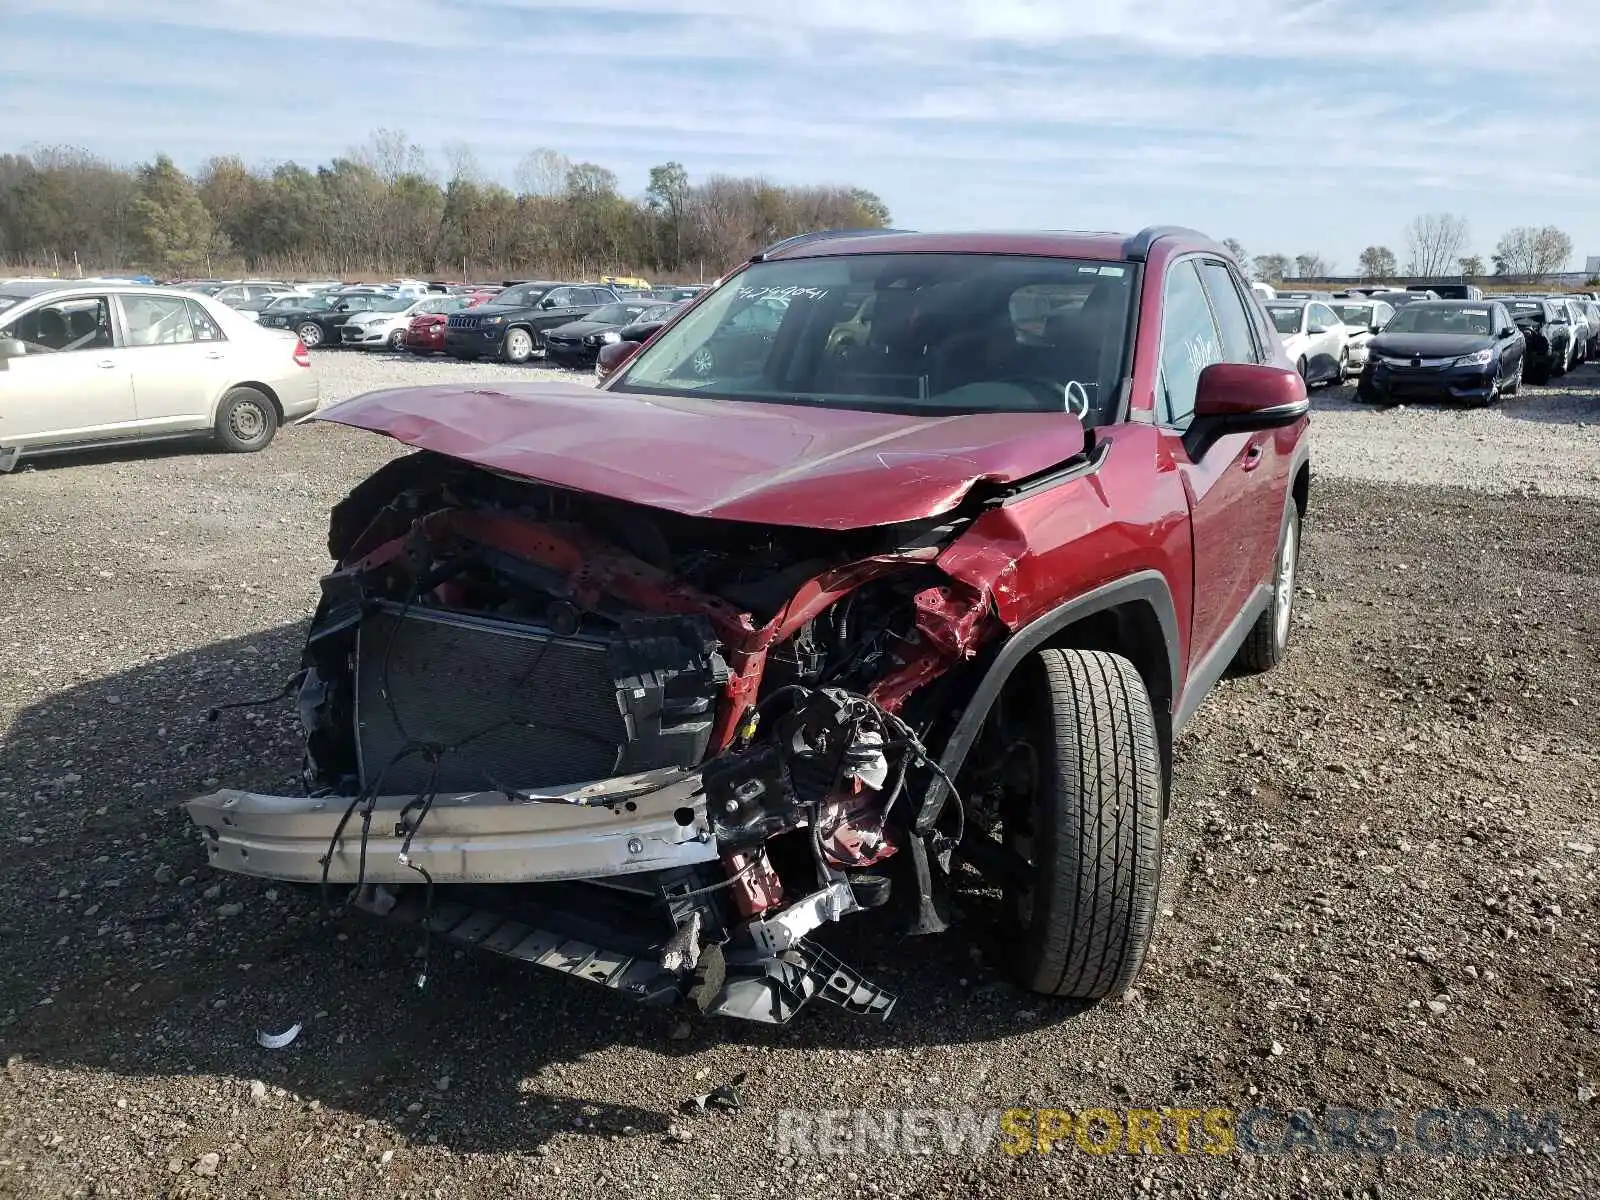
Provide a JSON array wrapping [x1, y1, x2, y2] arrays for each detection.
[[1330, 299, 1395, 374], [1264, 299, 1350, 386], [340, 295, 471, 350], [0, 282, 319, 469]]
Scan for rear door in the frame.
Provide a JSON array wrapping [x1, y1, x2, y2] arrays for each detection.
[[0, 293, 137, 450], [116, 293, 231, 430], [532, 287, 585, 334]]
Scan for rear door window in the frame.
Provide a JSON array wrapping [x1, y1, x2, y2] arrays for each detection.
[[120, 294, 197, 346]]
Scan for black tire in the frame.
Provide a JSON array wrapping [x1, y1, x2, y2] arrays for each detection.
[[1528, 361, 1550, 386], [296, 321, 323, 349], [501, 327, 535, 364], [1005, 648, 1164, 1001], [1296, 356, 1308, 383], [214, 387, 279, 454], [1332, 347, 1349, 385], [1233, 501, 1300, 674], [387, 328, 406, 351]]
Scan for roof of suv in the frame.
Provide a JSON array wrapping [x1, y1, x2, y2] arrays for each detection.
[[761, 227, 1224, 264]]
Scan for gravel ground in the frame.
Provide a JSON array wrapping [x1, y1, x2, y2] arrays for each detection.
[[0, 349, 1595, 1199]]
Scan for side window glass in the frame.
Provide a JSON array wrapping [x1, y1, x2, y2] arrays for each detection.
[[122, 294, 197, 347], [7, 297, 114, 354], [1197, 261, 1259, 364], [1158, 262, 1222, 426], [187, 300, 226, 341], [546, 288, 575, 308]]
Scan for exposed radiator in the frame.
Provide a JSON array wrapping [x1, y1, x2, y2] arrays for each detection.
[[356, 605, 629, 794]]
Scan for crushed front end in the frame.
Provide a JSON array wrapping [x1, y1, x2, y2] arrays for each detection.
[[188, 451, 1000, 1023]]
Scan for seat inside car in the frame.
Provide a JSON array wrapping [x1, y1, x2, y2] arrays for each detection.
[[27, 308, 71, 351]]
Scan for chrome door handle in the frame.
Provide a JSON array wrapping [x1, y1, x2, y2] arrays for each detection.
[[204, 351, 225, 360], [96, 359, 117, 369]]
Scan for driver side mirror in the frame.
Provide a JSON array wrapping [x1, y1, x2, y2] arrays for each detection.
[[539, 297, 558, 309], [1184, 362, 1310, 461], [1307, 323, 1327, 335], [596, 339, 641, 382]]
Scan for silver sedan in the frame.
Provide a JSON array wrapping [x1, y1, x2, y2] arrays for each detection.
[[0, 282, 319, 470]]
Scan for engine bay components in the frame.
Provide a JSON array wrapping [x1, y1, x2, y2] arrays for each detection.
[[193, 457, 1000, 1024]]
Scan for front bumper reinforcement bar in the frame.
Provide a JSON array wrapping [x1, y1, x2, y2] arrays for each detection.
[[186, 769, 717, 885]]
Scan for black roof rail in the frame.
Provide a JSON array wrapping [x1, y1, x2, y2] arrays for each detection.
[[1123, 225, 1215, 262], [751, 227, 914, 262]]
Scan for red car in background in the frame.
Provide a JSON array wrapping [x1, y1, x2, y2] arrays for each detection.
[[404, 290, 500, 355]]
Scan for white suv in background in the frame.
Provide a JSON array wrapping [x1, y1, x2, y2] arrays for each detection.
[[1263, 299, 1350, 386], [0, 282, 320, 471]]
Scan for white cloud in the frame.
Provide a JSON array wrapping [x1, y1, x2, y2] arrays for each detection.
[[3, 0, 1599, 265]]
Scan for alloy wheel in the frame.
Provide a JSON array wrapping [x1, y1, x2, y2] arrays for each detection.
[[1274, 517, 1298, 647]]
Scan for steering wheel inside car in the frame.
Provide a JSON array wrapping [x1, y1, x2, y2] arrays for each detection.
[[996, 377, 1093, 419]]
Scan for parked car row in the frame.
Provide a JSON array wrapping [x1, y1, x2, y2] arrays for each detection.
[[234, 276, 701, 367], [1257, 286, 1598, 404]]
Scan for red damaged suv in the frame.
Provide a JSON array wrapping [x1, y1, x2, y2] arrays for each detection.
[[189, 228, 1310, 1024]]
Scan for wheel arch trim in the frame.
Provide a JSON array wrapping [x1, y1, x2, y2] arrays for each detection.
[[913, 569, 1181, 834]]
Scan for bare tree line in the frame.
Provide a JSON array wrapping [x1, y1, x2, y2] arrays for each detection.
[[0, 131, 892, 280], [1225, 213, 1578, 285]]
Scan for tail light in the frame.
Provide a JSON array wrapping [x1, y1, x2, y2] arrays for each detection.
[[292, 338, 311, 368]]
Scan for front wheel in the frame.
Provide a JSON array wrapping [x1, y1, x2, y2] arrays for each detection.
[[1501, 359, 1522, 398], [214, 387, 279, 454], [296, 322, 323, 349], [1232, 501, 1300, 674], [1332, 348, 1349, 384], [387, 328, 406, 351], [501, 328, 535, 363], [1296, 356, 1308, 383], [1003, 648, 1164, 1001]]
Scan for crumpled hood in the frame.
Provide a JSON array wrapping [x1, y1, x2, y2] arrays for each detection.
[[317, 383, 1086, 530]]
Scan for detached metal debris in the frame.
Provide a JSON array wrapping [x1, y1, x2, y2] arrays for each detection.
[[256, 1023, 302, 1050], [681, 1072, 747, 1115]]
